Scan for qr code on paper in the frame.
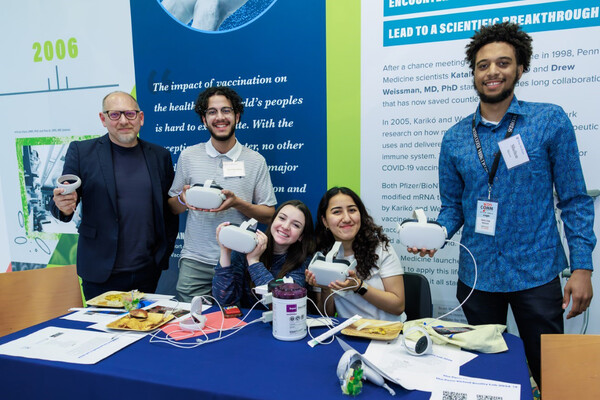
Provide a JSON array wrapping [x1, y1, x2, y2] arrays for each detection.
[[442, 391, 467, 400]]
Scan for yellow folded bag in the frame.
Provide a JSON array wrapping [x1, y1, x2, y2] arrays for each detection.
[[403, 318, 508, 353]]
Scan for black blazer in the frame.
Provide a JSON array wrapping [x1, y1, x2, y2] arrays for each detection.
[[50, 134, 179, 283]]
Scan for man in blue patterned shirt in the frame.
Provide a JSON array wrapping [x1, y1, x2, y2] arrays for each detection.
[[411, 22, 595, 389]]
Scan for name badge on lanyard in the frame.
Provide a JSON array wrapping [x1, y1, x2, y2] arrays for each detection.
[[475, 199, 498, 236], [223, 160, 246, 177]]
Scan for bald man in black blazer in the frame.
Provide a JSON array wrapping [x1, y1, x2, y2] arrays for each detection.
[[50, 92, 178, 300]]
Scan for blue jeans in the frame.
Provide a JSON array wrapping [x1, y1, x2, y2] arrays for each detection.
[[457, 276, 564, 389]]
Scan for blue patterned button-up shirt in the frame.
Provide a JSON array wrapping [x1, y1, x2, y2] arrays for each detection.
[[437, 96, 595, 292]]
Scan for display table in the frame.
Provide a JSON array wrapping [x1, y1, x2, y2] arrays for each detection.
[[0, 309, 532, 399]]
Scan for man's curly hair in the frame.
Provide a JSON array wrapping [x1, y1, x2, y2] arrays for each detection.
[[466, 22, 533, 73], [315, 187, 391, 280], [194, 86, 244, 118]]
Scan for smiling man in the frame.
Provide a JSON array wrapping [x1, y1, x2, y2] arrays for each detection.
[[50, 91, 179, 300], [168, 86, 276, 301], [412, 23, 595, 390]]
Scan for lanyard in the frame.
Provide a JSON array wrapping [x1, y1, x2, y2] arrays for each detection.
[[471, 114, 518, 199]]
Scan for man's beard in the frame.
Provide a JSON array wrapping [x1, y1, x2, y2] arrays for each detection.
[[208, 125, 235, 142], [475, 71, 519, 104]]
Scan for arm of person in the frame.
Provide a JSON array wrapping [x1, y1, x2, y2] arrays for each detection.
[[212, 250, 246, 306], [210, 189, 275, 224], [359, 274, 405, 316], [244, 231, 280, 287], [562, 269, 593, 319], [549, 108, 595, 318], [167, 151, 203, 215], [216, 222, 233, 266], [212, 222, 244, 305], [51, 189, 78, 220], [160, 150, 180, 269], [168, 184, 195, 214], [49, 141, 81, 222], [305, 269, 336, 317], [330, 270, 405, 316], [408, 135, 464, 258]]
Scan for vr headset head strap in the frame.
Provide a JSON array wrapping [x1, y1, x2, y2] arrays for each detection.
[[412, 208, 427, 223], [326, 241, 343, 263], [203, 179, 223, 190], [240, 218, 258, 232]]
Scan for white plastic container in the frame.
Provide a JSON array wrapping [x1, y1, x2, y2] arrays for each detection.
[[272, 283, 307, 341]]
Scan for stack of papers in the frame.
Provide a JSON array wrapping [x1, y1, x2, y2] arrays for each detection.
[[363, 337, 520, 398]]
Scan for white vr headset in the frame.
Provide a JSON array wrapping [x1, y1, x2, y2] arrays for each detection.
[[186, 179, 226, 209], [218, 218, 259, 254], [396, 209, 447, 250], [179, 296, 206, 331], [308, 241, 355, 286]]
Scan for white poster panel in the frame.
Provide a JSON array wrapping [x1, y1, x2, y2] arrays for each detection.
[[361, 1, 600, 333], [0, 0, 136, 268]]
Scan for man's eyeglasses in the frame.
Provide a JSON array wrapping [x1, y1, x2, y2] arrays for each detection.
[[103, 110, 140, 121], [205, 107, 234, 117]]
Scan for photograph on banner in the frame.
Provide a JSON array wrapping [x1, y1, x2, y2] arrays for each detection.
[[16, 137, 98, 236], [159, 0, 277, 31], [361, 0, 600, 320], [131, 0, 326, 216]]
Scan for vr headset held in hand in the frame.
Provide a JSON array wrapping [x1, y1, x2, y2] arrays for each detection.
[[308, 241, 356, 286], [396, 209, 447, 250], [186, 179, 226, 209], [218, 218, 259, 254]]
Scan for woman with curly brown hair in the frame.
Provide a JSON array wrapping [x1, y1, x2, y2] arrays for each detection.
[[306, 187, 405, 321]]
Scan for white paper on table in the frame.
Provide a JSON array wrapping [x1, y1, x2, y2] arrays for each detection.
[[363, 336, 477, 392], [0, 326, 143, 364], [62, 308, 127, 323], [430, 374, 521, 400], [143, 293, 176, 301]]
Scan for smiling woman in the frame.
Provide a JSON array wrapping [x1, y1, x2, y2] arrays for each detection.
[[306, 187, 406, 321], [212, 200, 316, 308]]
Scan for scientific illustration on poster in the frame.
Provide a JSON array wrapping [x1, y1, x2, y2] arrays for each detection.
[[16, 138, 87, 236]]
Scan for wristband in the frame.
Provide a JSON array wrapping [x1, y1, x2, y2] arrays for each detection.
[[354, 279, 363, 293], [177, 191, 186, 206], [355, 279, 368, 296]]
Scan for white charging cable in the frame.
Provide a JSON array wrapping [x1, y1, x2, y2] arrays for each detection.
[[305, 277, 361, 345], [148, 295, 268, 348], [433, 239, 478, 321]]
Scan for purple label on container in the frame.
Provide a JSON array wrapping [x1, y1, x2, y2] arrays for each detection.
[[286, 304, 297, 313]]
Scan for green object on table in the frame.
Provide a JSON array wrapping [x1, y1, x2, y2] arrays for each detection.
[[122, 291, 141, 311], [342, 366, 363, 396]]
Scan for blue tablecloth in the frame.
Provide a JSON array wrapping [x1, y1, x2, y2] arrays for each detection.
[[0, 309, 532, 399]]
